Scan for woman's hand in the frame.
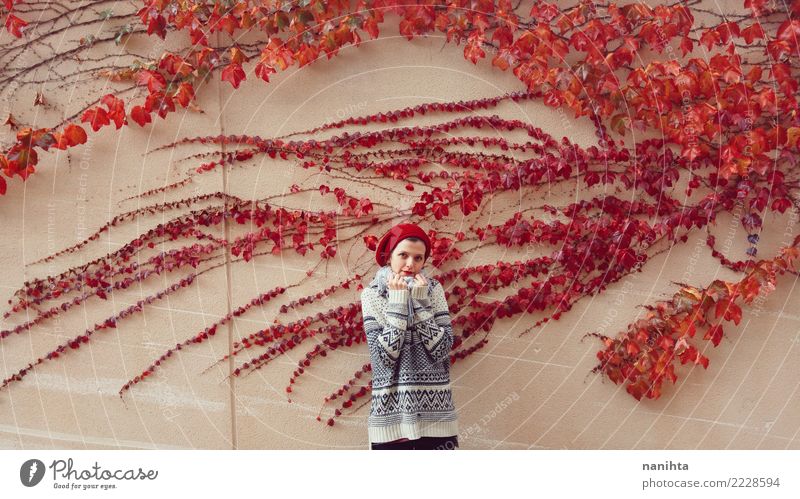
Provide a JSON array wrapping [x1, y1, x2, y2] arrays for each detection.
[[387, 272, 407, 290], [413, 273, 427, 287]]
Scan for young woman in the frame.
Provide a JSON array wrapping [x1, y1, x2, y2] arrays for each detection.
[[360, 222, 459, 450]]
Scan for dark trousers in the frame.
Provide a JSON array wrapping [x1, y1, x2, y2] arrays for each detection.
[[371, 435, 459, 450]]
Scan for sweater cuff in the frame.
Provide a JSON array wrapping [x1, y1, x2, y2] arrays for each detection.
[[411, 285, 428, 300], [388, 288, 409, 304]]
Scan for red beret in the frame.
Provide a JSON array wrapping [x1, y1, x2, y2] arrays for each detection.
[[375, 223, 431, 266]]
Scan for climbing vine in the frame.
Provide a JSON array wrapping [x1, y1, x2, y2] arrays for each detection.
[[1, 0, 799, 427]]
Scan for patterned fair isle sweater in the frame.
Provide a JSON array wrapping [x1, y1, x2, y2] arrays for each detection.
[[361, 279, 458, 444]]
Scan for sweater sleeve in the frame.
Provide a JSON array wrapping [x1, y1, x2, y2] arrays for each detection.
[[411, 284, 431, 309], [361, 288, 409, 370], [414, 283, 454, 364]]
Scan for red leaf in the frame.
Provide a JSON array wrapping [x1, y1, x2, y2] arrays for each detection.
[[777, 19, 800, 43], [432, 202, 449, 220], [772, 198, 792, 213], [146, 14, 167, 39], [741, 23, 765, 44], [80, 107, 110, 132], [221, 63, 246, 88], [703, 324, 724, 347], [726, 303, 742, 325], [136, 70, 166, 93], [174, 82, 194, 107], [254, 62, 275, 82], [715, 298, 742, 325], [263, 39, 294, 70], [62, 124, 87, 146], [364, 17, 379, 39], [355, 198, 373, 218], [679, 36, 693, 56], [229, 47, 247, 65], [130, 106, 152, 127], [464, 32, 486, 64], [5, 13, 27, 38], [159, 53, 194, 76], [491, 49, 515, 71], [700, 29, 720, 50], [101, 94, 126, 129], [0, 174, 6, 195], [295, 44, 319, 67], [218, 15, 238, 36], [30, 129, 56, 151], [363, 235, 378, 251], [155, 94, 175, 119]]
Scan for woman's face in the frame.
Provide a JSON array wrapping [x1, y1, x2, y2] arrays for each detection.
[[389, 239, 427, 277]]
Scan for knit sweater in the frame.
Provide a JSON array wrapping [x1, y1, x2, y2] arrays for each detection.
[[361, 278, 458, 444]]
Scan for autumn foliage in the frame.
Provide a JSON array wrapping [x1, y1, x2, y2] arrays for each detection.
[[1, 0, 799, 427]]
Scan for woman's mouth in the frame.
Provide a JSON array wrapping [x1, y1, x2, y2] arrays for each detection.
[[402, 271, 413, 275]]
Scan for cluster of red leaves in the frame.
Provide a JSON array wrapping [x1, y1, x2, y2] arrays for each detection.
[[1, 0, 800, 428], [0, 124, 86, 194], [0, 65, 791, 422], [3, 0, 800, 200], [591, 236, 800, 401]]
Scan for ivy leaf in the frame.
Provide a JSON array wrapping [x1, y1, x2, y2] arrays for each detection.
[[491, 48, 516, 71], [101, 94, 126, 129], [703, 324, 724, 347], [159, 53, 194, 76], [64, 124, 87, 146], [254, 62, 276, 82], [464, 32, 486, 64], [129, 106, 152, 127], [363, 235, 378, 251], [174, 82, 195, 108], [145, 13, 167, 39], [741, 22, 765, 44], [5, 13, 28, 38], [136, 70, 166, 93], [80, 107, 110, 132], [432, 202, 449, 220], [221, 63, 246, 88]]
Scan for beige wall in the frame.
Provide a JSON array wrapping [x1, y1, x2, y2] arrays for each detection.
[[1, 2, 798, 449]]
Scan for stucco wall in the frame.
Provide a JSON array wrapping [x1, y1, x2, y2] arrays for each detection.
[[1, 2, 798, 450]]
